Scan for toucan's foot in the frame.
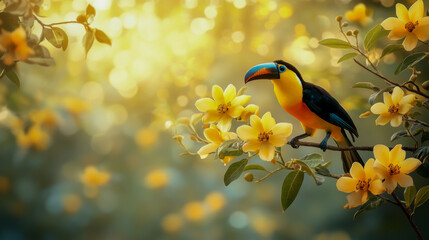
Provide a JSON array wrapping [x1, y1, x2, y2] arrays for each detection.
[[290, 137, 300, 149], [319, 141, 328, 152]]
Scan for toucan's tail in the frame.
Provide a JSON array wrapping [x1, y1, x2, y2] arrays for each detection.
[[335, 130, 364, 173]]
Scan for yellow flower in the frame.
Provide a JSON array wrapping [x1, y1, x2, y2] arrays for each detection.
[[345, 3, 372, 25], [144, 169, 169, 189], [195, 84, 250, 131], [373, 144, 421, 194], [381, 0, 429, 51], [197, 124, 237, 165], [80, 166, 110, 187], [29, 109, 58, 129], [17, 124, 49, 151], [237, 104, 259, 122], [183, 201, 205, 222], [236, 112, 292, 161], [370, 87, 415, 127], [0, 27, 34, 65], [336, 159, 385, 209], [63, 98, 90, 116]]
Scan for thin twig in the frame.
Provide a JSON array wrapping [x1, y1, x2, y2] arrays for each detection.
[[286, 140, 417, 152], [353, 59, 429, 99], [378, 195, 400, 206], [391, 192, 424, 240], [419, 40, 429, 46], [253, 168, 284, 183], [406, 117, 429, 128]]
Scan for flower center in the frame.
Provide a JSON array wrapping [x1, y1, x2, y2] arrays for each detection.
[[217, 102, 231, 114], [405, 21, 418, 32], [258, 131, 273, 142], [356, 179, 370, 191], [388, 163, 401, 175], [388, 104, 399, 113]]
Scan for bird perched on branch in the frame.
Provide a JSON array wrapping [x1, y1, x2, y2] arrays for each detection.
[[244, 60, 363, 173]]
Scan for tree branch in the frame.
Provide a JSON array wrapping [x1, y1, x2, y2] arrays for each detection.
[[353, 59, 429, 99], [286, 140, 417, 152], [391, 192, 424, 240]]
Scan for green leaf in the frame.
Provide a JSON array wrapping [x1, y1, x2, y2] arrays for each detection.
[[395, 52, 428, 74], [5, 69, 20, 88], [354, 196, 385, 219], [364, 24, 388, 51], [421, 131, 429, 143], [404, 186, 416, 208], [95, 29, 112, 46], [352, 82, 380, 92], [224, 158, 248, 186], [244, 164, 268, 172], [337, 52, 358, 63], [380, 44, 403, 59], [82, 29, 95, 57], [295, 160, 323, 185], [43, 28, 62, 48], [369, 87, 394, 105], [390, 130, 408, 142], [414, 186, 429, 208], [297, 153, 324, 167], [281, 171, 304, 212], [215, 139, 242, 160], [315, 166, 330, 176], [26, 57, 55, 67], [86, 4, 96, 17], [319, 38, 352, 49]]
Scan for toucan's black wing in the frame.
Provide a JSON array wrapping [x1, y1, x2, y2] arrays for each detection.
[[302, 82, 358, 138]]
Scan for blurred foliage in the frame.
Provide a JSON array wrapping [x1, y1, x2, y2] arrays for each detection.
[[0, 0, 428, 239]]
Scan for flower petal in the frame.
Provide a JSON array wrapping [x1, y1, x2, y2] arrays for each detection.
[[387, 28, 408, 40], [346, 191, 364, 209], [268, 134, 287, 147], [202, 111, 221, 123], [197, 143, 219, 159], [195, 98, 217, 112], [236, 125, 259, 141], [217, 115, 232, 132], [396, 3, 409, 22], [375, 114, 392, 126], [242, 140, 261, 152], [390, 114, 402, 127], [231, 95, 251, 106], [402, 33, 418, 51], [383, 177, 398, 194], [204, 127, 223, 143], [212, 85, 225, 104], [399, 158, 421, 174], [374, 144, 390, 167], [395, 174, 413, 188], [398, 103, 413, 114], [223, 84, 236, 103], [369, 179, 385, 195], [383, 92, 393, 107], [364, 158, 376, 179], [336, 177, 358, 193], [409, 0, 423, 22], [414, 25, 429, 41], [389, 144, 406, 165], [350, 162, 365, 180], [258, 142, 275, 161], [228, 105, 244, 118], [373, 161, 389, 180], [381, 17, 404, 30], [391, 87, 404, 105], [399, 94, 415, 105], [261, 112, 276, 132], [250, 115, 263, 132], [271, 123, 293, 136], [370, 102, 388, 114]]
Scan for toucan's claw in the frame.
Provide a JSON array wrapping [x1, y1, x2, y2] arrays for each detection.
[[320, 131, 331, 152], [290, 137, 300, 149]]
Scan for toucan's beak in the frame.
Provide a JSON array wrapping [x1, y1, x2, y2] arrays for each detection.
[[244, 62, 279, 83]]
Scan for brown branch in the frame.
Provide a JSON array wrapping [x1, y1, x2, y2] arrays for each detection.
[[353, 59, 429, 99], [391, 192, 424, 240], [287, 140, 418, 152], [406, 117, 429, 128]]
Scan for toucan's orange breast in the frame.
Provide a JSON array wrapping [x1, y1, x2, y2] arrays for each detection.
[[283, 101, 343, 140]]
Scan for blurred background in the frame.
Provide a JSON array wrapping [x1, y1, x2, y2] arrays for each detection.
[[0, 0, 428, 239]]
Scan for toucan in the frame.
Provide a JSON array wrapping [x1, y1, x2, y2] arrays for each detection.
[[244, 60, 364, 173]]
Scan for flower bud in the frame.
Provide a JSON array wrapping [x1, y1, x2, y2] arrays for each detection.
[[189, 135, 198, 141], [172, 135, 184, 142], [244, 173, 254, 182], [422, 80, 429, 90], [336, 16, 343, 22], [346, 30, 353, 36], [76, 14, 87, 23], [353, 30, 359, 35], [342, 22, 349, 27]]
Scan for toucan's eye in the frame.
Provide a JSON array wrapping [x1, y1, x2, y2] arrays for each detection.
[[279, 65, 287, 73]]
